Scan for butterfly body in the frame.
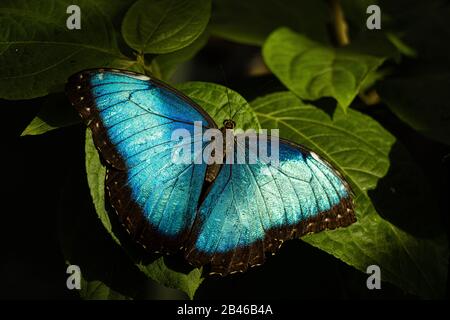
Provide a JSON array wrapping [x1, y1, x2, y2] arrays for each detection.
[[66, 68, 356, 276]]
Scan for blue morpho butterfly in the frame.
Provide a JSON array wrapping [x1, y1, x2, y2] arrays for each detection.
[[66, 68, 356, 276]]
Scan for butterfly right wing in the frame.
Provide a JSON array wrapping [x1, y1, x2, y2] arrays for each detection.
[[185, 136, 355, 275], [67, 69, 216, 252]]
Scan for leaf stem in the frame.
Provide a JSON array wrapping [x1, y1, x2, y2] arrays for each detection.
[[328, 0, 350, 47], [359, 89, 381, 106]]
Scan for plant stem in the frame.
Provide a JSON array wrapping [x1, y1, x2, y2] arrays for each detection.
[[359, 89, 381, 106], [328, 0, 350, 47]]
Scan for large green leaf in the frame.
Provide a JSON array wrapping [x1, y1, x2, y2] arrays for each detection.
[[209, 0, 329, 46], [0, 0, 128, 100], [378, 70, 450, 146], [121, 0, 211, 54], [251, 91, 448, 298], [263, 28, 384, 110]]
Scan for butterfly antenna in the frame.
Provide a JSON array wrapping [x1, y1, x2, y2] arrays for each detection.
[[229, 99, 245, 121], [220, 66, 246, 122], [225, 87, 233, 120], [221, 70, 248, 122], [219, 65, 233, 120]]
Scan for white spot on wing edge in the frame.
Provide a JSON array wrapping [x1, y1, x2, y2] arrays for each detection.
[[310, 151, 321, 162], [127, 74, 150, 81]]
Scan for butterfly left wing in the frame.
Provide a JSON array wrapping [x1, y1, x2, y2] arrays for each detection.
[[185, 136, 356, 275], [66, 69, 216, 253]]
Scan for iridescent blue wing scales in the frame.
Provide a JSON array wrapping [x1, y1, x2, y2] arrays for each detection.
[[185, 137, 355, 275], [66, 69, 217, 252]]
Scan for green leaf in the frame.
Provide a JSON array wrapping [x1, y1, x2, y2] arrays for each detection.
[[85, 129, 203, 299], [176, 81, 260, 130], [21, 93, 80, 136], [0, 0, 128, 100], [378, 70, 450, 146], [136, 260, 203, 300], [262, 28, 384, 110], [251, 91, 448, 298], [153, 30, 209, 81], [85, 129, 119, 243], [21, 117, 59, 137], [210, 0, 329, 46], [121, 0, 211, 54]]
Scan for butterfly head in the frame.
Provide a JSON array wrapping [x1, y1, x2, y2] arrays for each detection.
[[223, 119, 236, 130]]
